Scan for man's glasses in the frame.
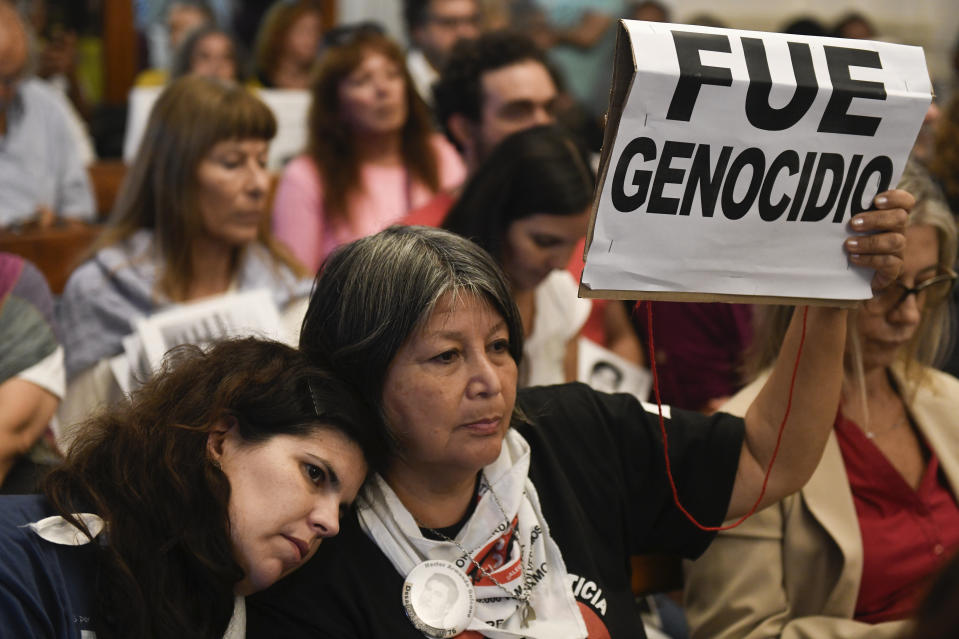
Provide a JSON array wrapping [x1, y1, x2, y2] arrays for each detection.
[[427, 13, 481, 30], [863, 268, 957, 314], [320, 21, 385, 51]]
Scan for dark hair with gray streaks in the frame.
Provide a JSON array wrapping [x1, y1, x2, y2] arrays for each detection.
[[299, 225, 524, 445]]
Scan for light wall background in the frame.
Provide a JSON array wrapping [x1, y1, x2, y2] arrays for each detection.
[[337, 0, 959, 99], [667, 0, 959, 98]]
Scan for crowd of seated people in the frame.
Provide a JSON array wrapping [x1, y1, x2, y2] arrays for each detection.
[[2, 1, 959, 638]]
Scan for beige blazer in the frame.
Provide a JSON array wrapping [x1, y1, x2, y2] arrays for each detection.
[[683, 364, 959, 639]]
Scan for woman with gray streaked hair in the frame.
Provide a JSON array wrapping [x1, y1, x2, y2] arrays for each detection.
[[249, 199, 910, 638], [684, 166, 959, 639]]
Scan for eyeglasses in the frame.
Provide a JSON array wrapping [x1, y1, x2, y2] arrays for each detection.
[[427, 13, 481, 30], [320, 21, 385, 51], [863, 268, 957, 314]]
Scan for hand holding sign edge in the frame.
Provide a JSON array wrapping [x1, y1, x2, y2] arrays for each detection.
[[845, 188, 912, 291]]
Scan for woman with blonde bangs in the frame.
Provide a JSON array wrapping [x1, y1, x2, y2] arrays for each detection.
[[271, 24, 466, 272], [684, 166, 959, 639], [58, 76, 312, 436]]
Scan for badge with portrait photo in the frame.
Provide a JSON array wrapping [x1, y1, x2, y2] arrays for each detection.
[[402, 559, 476, 637]]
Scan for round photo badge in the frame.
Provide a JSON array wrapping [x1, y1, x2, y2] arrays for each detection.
[[402, 559, 476, 638]]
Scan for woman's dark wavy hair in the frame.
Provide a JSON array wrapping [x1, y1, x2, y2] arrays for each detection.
[[300, 226, 524, 448], [441, 124, 594, 264], [42, 338, 382, 639]]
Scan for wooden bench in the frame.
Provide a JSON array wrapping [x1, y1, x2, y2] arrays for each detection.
[[0, 223, 103, 294], [88, 160, 127, 219]]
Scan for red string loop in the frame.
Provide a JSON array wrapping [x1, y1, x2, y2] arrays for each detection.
[[639, 301, 809, 531]]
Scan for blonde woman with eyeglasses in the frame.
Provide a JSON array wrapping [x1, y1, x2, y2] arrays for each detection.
[[684, 165, 959, 639]]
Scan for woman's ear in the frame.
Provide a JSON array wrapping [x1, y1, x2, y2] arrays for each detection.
[[206, 415, 238, 464]]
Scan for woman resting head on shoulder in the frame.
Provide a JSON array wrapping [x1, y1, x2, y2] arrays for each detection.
[[58, 76, 312, 431], [0, 338, 380, 638], [684, 165, 959, 638], [442, 124, 594, 386], [247, 187, 909, 638], [271, 24, 466, 272]]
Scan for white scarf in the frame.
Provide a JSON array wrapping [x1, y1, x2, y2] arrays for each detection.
[[358, 430, 587, 638]]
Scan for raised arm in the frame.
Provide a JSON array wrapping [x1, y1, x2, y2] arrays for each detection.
[[725, 189, 911, 519]]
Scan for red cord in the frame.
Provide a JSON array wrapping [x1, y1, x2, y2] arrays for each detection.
[[641, 301, 809, 531]]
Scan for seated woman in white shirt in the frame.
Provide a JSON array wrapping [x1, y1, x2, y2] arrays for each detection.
[[57, 76, 311, 441], [441, 125, 593, 386]]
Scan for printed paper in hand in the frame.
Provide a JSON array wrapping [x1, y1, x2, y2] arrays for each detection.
[[109, 289, 282, 392]]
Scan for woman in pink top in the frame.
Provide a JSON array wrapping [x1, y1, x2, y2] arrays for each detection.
[[272, 24, 466, 272]]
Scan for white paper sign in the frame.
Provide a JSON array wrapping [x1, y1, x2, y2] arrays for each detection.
[[582, 20, 931, 303], [123, 87, 310, 170], [109, 289, 284, 392]]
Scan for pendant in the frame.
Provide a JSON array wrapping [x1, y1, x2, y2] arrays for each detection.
[[402, 559, 476, 637], [520, 601, 537, 628]]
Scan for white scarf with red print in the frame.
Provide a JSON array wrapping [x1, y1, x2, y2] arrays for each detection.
[[358, 430, 587, 638]]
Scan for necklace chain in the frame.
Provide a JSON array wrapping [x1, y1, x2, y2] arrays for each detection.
[[864, 405, 908, 440], [420, 473, 537, 626]]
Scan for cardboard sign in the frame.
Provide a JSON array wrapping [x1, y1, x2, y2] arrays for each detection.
[[581, 20, 932, 305]]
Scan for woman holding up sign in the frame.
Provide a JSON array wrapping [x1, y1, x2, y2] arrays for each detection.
[[246, 177, 908, 638], [684, 167, 959, 639]]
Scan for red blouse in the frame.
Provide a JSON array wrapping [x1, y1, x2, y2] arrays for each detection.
[[835, 411, 959, 623]]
